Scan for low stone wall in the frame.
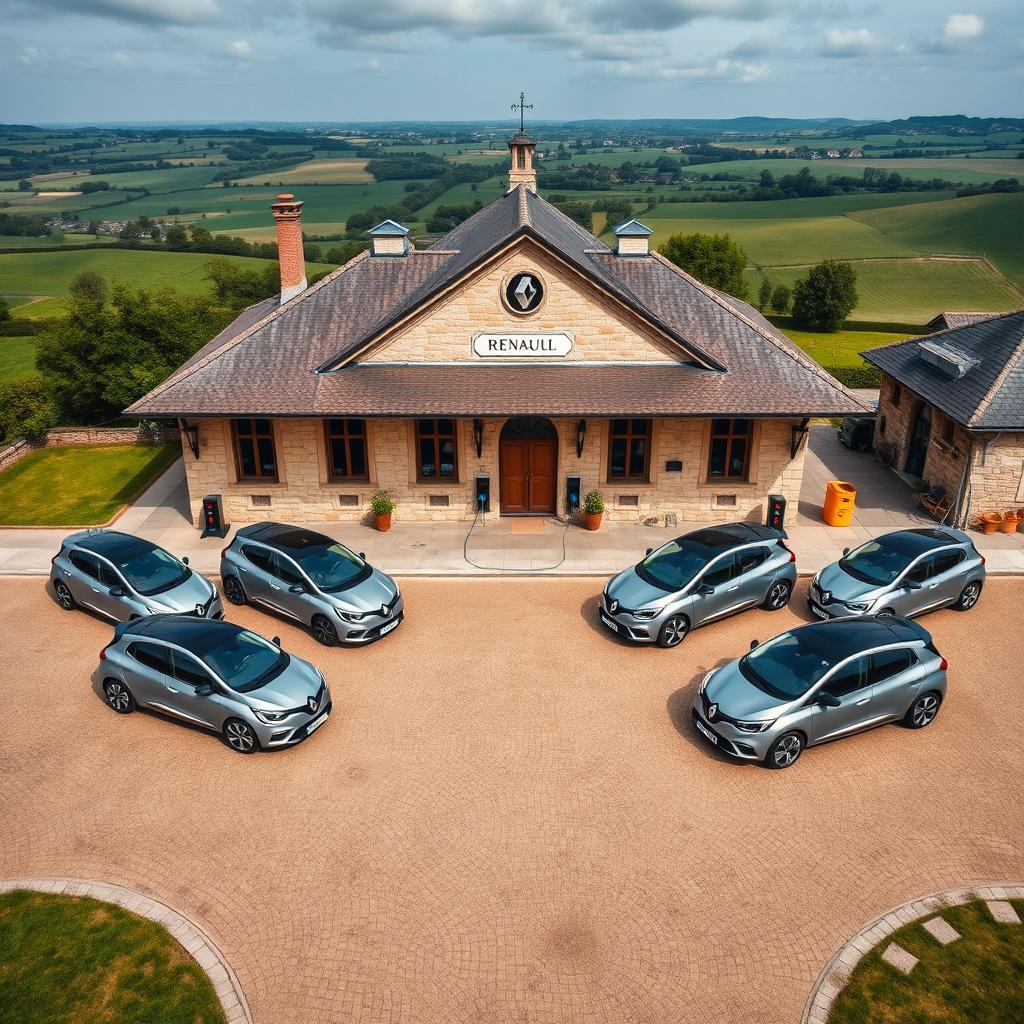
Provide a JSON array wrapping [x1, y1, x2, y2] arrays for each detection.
[[0, 424, 178, 474]]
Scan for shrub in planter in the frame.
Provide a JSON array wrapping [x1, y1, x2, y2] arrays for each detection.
[[581, 490, 605, 531], [998, 510, 1020, 534], [371, 489, 397, 532], [976, 511, 1002, 535]]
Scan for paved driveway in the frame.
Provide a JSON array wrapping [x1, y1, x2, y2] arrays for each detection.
[[2, 576, 1023, 1024]]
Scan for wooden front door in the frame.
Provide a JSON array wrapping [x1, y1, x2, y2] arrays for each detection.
[[500, 439, 556, 514]]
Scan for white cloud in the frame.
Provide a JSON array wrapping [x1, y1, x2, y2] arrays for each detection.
[[943, 13, 983, 42], [19, 46, 41, 64], [354, 57, 382, 72], [598, 55, 769, 83], [229, 39, 251, 58], [821, 27, 881, 56]]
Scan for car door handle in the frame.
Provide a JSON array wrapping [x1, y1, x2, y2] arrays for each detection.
[[62, 570, 72, 576], [727, 585, 739, 592], [855, 697, 870, 705], [270, 584, 281, 590]]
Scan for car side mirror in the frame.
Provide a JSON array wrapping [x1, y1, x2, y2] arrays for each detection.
[[697, 583, 715, 596], [842, 547, 850, 556], [182, 556, 190, 565], [195, 682, 216, 697], [749, 638, 759, 650], [645, 548, 653, 556], [905, 578, 922, 590], [272, 636, 281, 647], [288, 585, 305, 594], [358, 552, 365, 560], [108, 587, 125, 598], [817, 690, 842, 708]]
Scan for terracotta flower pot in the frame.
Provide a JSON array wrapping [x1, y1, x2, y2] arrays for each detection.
[[581, 510, 603, 531], [998, 514, 1019, 535], [978, 519, 999, 535], [375, 512, 392, 532]]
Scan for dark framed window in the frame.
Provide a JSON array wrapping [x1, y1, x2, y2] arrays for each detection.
[[941, 415, 955, 443], [232, 418, 277, 481], [891, 382, 902, 407], [271, 552, 305, 587], [69, 551, 101, 581], [738, 547, 770, 574], [701, 552, 738, 587], [416, 419, 458, 481], [826, 656, 870, 698], [171, 650, 215, 688], [128, 642, 171, 675], [707, 419, 752, 481], [608, 419, 652, 481], [325, 419, 368, 481], [867, 649, 912, 684]]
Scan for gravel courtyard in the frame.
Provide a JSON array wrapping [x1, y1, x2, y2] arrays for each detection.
[[2, 576, 1022, 1024]]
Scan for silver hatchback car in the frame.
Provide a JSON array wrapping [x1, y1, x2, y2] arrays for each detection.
[[220, 523, 403, 646], [809, 527, 985, 621], [51, 529, 222, 622], [692, 616, 947, 769], [601, 523, 797, 647], [95, 615, 331, 753]]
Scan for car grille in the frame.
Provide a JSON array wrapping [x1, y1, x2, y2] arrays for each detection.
[[700, 691, 742, 728], [810, 583, 831, 606], [186, 594, 216, 617], [279, 682, 326, 717]]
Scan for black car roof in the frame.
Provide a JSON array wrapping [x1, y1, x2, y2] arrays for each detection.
[[120, 614, 243, 650], [792, 615, 931, 658], [237, 522, 333, 549], [877, 528, 960, 556], [678, 522, 782, 550], [76, 530, 154, 559]]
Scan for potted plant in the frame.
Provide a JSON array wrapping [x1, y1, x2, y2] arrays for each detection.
[[581, 490, 605, 531], [371, 489, 397, 532], [998, 509, 1020, 534], [976, 511, 1002, 535]]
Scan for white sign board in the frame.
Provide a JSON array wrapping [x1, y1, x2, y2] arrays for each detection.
[[473, 333, 573, 359]]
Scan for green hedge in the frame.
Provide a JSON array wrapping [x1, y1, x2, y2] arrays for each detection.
[[0, 320, 50, 337], [823, 364, 883, 388], [766, 315, 929, 336]]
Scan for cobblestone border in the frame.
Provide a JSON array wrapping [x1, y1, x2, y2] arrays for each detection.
[[0, 877, 252, 1024], [801, 882, 1024, 1024]]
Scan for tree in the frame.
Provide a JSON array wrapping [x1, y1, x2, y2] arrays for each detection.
[[0, 375, 57, 442], [790, 260, 857, 331], [69, 270, 108, 306], [18, 180, 32, 192], [758, 277, 773, 311], [325, 241, 369, 264], [0, 298, 10, 323], [759, 169, 776, 189], [659, 232, 749, 300], [770, 283, 791, 314], [204, 256, 279, 308]]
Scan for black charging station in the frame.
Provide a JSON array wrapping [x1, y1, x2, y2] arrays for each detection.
[[566, 475, 581, 515], [766, 493, 786, 531], [475, 475, 491, 513], [200, 493, 229, 538]]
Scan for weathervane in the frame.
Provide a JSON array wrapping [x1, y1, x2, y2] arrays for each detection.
[[512, 91, 533, 132]]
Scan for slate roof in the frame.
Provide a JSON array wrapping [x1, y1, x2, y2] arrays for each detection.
[[127, 185, 865, 420], [862, 309, 1024, 430], [926, 311, 1006, 332]]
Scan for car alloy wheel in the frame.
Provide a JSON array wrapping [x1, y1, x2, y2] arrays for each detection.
[[876, 607, 896, 618], [767, 732, 803, 769], [312, 614, 338, 647], [658, 616, 689, 648], [956, 582, 981, 610], [907, 693, 940, 729], [223, 576, 246, 606], [224, 719, 259, 753], [104, 680, 134, 714], [54, 581, 76, 610], [764, 580, 792, 610]]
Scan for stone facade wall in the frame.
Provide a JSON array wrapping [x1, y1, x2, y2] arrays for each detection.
[[180, 416, 806, 527], [363, 244, 681, 364], [0, 424, 176, 474], [967, 432, 1024, 518]]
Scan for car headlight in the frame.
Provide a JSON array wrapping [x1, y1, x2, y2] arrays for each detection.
[[735, 720, 772, 733], [254, 708, 291, 723], [633, 607, 661, 619], [845, 599, 874, 611], [700, 669, 717, 694], [336, 608, 364, 621]]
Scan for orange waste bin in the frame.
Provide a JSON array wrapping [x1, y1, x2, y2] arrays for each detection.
[[823, 480, 856, 526]]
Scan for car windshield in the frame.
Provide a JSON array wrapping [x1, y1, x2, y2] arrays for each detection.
[[200, 629, 289, 693], [636, 540, 712, 592], [738, 630, 837, 701], [115, 545, 190, 596], [291, 542, 369, 593], [839, 538, 914, 586]]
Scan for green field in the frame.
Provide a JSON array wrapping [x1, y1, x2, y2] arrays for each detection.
[[747, 258, 1024, 323], [0, 233, 117, 248], [0, 337, 36, 383], [33, 164, 226, 192], [0, 249, 327, 315], [770, 325, 910, 368]]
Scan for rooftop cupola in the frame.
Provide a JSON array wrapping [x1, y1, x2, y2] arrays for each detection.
[[508, 90, 537, 193], [368, 219, 410, 257], [612, 218, 654, 257]]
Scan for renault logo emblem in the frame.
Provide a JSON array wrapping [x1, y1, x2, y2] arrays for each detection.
[[195, 604, 205, 617], [708, 704, 718, 720], [382, 604, 390, 616], [609, 599, 619, 613], [308, 697, 318, 714], [505, 271, 543, 313]]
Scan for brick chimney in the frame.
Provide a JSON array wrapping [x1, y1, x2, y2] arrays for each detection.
[[271, 193, 306, 303]]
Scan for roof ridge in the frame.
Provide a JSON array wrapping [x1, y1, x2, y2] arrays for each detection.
[[969, 329, 1024, 427], [647, 251, 867, 409], [517, 183, 531, 227], [126, 250, 375, 411], [863, 307, 1024, 357]]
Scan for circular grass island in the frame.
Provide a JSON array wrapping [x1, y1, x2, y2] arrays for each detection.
[[829, 897, 1024, 1024], [0, 889, 227, 1024]]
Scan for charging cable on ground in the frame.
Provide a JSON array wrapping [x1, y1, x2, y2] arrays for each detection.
[[463, 494, 576, 572]]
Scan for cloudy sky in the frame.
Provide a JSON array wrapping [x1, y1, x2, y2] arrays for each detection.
[[2, 1, 1020, 123]]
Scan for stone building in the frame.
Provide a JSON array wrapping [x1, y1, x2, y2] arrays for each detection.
[[862, 310, 1024, 526], [128, 128, 864, 527]]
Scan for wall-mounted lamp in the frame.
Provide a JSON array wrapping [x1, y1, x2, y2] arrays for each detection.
[[576, 418, 587, 458], [472, 418, 484, 458], [181, 418, 200, 459], [790, 418, 810, 458]]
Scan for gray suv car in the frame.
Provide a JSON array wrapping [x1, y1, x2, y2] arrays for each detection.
[[51, 530, 222, 622], [601, 523, 797, 647], [220, 523, 403, 646], [809, 527, 985, 621], [95, 615, 331, 753], [692, 616, 947, 768]]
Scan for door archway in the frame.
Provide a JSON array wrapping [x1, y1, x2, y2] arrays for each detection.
[[499, 418, 558, 515]]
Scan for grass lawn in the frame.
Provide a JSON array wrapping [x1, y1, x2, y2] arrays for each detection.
[[0, 890, 225, 1024], [0, 336, 36, 382], [0, 443, 181, 526], [234, 157, 372, 185], [774, 325, 910, 368], [829, 898, 1024, 1024]]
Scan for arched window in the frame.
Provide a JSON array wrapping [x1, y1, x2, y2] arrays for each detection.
[[517, 148, 526, 169]]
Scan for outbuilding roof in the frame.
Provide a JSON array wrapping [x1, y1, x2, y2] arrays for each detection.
[[861, 309, 1024, 430], [127, 185, 865, 420]]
